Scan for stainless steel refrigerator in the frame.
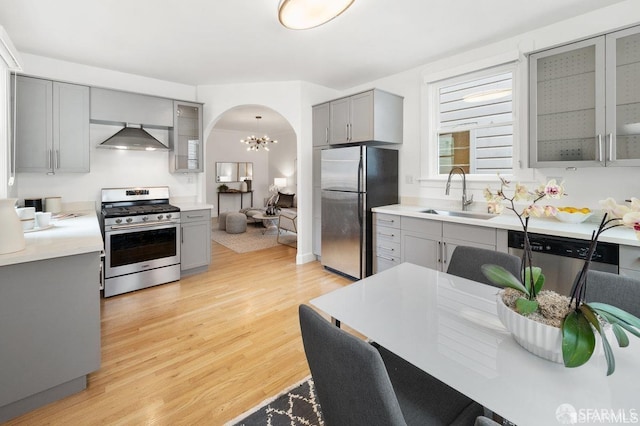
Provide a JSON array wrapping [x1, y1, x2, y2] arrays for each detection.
[[321, 145, 398, 279]]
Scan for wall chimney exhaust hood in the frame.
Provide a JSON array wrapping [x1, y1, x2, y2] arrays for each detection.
[[97, 124, 169, 151]]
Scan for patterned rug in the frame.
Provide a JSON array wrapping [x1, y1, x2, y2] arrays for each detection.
[[212, 222, 297, 253], [227, 377, 324, 426]]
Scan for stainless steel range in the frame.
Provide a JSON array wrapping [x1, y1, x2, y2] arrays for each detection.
[[101, 186, 181, 297]]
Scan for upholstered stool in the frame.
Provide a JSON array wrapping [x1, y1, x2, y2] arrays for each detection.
[[218, 212, 229, 231], [226, 212, 247, 234]]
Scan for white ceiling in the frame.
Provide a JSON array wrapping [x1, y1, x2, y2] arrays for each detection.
[[0, 0, 625, 133]]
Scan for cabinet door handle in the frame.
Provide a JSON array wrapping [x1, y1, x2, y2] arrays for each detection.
[[608, 133, 616, 162], [325, 127, 328, 144], [181, 227, 184, 244], [437, 241, 442, 263], [378, 246, 394, 251], [47, 148, 52, 169], [378, 232, 395, 237], [597, 134, 604, 164], [379, 218, 395, 224], [443, 242, 448, 265], [55, 149, 60, 169]]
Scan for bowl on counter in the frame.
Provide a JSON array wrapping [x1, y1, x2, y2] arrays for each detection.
[[555, 207, 592, 224]]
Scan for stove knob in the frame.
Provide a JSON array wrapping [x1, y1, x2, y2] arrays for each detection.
[[115, 218, 122, 224], [166, 213, 172, 219], [142, 216, 149, 222], [126, 218, 133, 223], [157, 214, 164, 220]]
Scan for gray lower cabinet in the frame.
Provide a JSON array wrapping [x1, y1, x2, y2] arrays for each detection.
[[13, 76, 90, 173], [620, 245, 640, 280], [181, 209, 212, 276], [0, 252, 101, 422], [373, 213, 401, 273], [373, 213, 499, 274]]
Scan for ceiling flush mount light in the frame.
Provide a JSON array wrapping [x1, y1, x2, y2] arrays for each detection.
[[463, 88, 512, 103], [278, 0, 355, 30], [240, 116, 278, 151]]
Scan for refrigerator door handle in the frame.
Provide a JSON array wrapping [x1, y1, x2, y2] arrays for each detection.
[[357, 156, 363, 225]]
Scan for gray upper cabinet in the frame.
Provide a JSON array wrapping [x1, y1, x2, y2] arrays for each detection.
[[90, 87, 173, 128], [328, 89, 403, 145], [530, 25, 640, 167], [169, 101, 203, 173], [13, 76, 89, 173], [312, 102, 330, 147]]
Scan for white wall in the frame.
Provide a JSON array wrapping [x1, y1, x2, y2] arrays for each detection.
[[344, 0, 640, 210], [9, 54, 200, 209]]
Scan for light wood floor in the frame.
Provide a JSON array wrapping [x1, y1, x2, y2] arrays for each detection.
[[7, 242, 350, 425]]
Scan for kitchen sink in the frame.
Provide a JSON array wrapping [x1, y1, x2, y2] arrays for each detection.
[[420, 209, 495, 220]]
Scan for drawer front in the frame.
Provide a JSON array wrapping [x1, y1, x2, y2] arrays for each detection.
[[374, 253, 401, 274], [401, 217, 441, 236], [181, 209, 211, 224], [620, 245, 640, 271], [376, 241, 401, 258], [375, 213, 400, 229], [375, 225, 401, 245], [443, 222, 496, 246]]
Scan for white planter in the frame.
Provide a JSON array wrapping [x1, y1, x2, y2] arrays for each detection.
[[496, 292, 563, 363]]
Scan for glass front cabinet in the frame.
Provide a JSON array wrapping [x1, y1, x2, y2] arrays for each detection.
[[529, 25, 640, 167], [170, 101, 203, 173]]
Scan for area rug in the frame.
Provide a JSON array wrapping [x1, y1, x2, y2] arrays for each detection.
[[212, 222, 297, 253], [227, 377, 324, 426]]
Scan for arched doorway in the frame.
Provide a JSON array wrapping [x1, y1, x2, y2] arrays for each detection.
[[205, 104, 298, 252]]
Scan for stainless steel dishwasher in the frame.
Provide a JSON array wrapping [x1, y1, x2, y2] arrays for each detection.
[[507, 230, 619, 296]]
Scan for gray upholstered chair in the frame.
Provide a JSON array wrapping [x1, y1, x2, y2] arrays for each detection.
[[585, 270, 640, 316], [299, 304, 483, 426], [447, 246, 521, 287], [475, 416, 501, 426]]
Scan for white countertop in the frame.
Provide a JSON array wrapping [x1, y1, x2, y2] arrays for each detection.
[[173, 202, 213, 212], [373, 204, 640, 247], [0, 211, 104, 267]]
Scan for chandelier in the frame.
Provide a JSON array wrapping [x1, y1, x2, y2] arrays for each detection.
[[240, 116, 278, 151]]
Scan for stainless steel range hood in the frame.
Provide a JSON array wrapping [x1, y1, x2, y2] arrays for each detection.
[[97, 124, 169, 151]]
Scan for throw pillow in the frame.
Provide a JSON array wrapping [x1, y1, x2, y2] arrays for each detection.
[[276, 192, 295, 208]]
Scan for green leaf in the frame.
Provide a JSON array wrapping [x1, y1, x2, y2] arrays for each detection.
[[596, 309, 640, 339], [515, 297, 539, 315], [523, 267, 544, 295], [587, 302, 640, 330], [580, 305, 615, 376], [612, 323, 630, 348], [562, 310, 596, 368], [481, 264, 528, 295]]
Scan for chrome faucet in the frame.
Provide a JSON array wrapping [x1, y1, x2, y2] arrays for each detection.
[[445, 167, 473, 211]]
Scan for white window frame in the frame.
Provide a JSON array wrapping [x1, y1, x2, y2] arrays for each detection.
[[420, 52, 534, 188]]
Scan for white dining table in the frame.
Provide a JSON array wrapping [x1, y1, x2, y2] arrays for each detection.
[[310, 262, 640, 426]]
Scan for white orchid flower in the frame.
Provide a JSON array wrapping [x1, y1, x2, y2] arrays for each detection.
[[622, 211, 640, 228]]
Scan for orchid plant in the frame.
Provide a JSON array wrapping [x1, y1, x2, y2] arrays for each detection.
[[481, 178, 640, 375], [482, 176, 565, 314]]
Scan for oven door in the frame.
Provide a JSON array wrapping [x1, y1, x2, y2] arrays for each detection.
[[104, 222, 180, 278]]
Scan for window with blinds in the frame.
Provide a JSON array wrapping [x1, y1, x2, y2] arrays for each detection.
[[436, 67, 514, 175]]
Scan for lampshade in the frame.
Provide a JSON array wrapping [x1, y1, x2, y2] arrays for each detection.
[[274, 178, 287, 189], [278, 0, 355, 30]]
